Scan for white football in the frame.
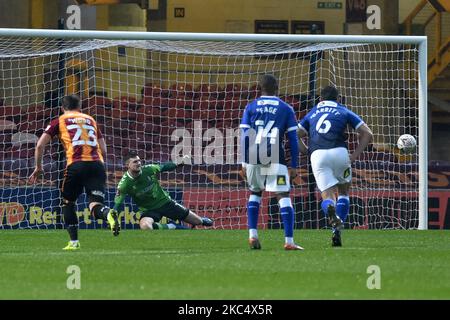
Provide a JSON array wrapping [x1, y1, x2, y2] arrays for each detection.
[[397, 134, 416, 154]]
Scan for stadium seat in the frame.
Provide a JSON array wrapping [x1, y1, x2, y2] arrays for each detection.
[[156, 120, 179, 137], [143, 83, 169, 98], [284, 96, 301, 109], [0, 119, 17, 131], [151, 134, 170, 146], [16, 121, 42, 135], [224, 83, 248, 99], [215, 120, 235, 129], [0, 105, 21, 121], [113, 96, 138, 110], [247, 84, 260, 99], [96, 104, 113, 116], [144, 145, 172, 162], [138, 105, 162, 124], [83, 96, 112, 109], [9, 142, 34, 159], [11, 132, 38, 148], [169, 83, 194, 98], [134, 106, 146, 121], [195, 84, 224, 99], [164, 107, 192, 121], [222, 99, 244, 113], [0, 130, 13, 151]]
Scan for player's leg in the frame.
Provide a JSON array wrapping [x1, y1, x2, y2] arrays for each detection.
[[61, 164, 83, 250], [266, 164, 303, 250], [333, 147, 352, 224], [244, 164, 265, 249], [320, 186, 341, 227], [311, 149, 342, 228], [329, 148, 352, 246], [247, 191, 262, 249], [85, 161, 120, 236], [139, 210, 190, 230], [159, 200, 213, 227], [330, 182, 351, 247], [336, 183, 351, 224], [275, 192, 303, 250]]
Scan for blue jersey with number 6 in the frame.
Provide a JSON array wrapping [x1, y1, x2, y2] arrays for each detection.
[[240, 95, 298, 166], [298, 100, 364, 154]]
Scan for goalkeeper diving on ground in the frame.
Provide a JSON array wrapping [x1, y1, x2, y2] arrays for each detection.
[[111, 152, 214, 230]]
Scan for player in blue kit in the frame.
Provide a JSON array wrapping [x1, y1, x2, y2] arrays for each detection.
[[298, 85, 373, 246], [240, 74, 304, 251]]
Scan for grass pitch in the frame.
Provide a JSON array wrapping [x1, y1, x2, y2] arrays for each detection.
[[0, 229, 449, 300]]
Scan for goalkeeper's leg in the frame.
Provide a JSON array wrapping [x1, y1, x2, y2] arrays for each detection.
[[139, 217, 189, 230], [160, 200, 213, 227]]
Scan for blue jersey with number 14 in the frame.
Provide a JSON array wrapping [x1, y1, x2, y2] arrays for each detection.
[[240, 95, 298, 167], [298, 100, 364, 154]]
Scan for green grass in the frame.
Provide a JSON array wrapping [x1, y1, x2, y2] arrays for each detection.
[[0, 229, 449, 299]]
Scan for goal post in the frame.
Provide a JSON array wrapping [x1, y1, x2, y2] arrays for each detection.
[[0, 28, 427, 230]]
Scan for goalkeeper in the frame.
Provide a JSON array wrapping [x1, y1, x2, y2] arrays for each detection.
[[111, 152, 213, 230]]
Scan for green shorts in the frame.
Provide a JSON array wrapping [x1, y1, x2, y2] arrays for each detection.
[[139, 200, 190, 223]]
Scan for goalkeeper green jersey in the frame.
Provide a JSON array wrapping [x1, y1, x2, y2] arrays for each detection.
[[114, 163, 177, 211]]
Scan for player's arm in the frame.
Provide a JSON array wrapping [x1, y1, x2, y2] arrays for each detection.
[[29, 119, 59, 183], [347, 110, 373, 162], [350, 123, 373, 163], [297, 111, 312, 155], [160, 155, 191, 171], [140, 162, 174, 175], [297, 126, 308, 155], [29, 133, 52, 183], [159, 162, 178, 172], [239, 106, 251, 176], [98, 137, 107, 158], [286, 107, 300, 178], [96, 124, 107, 157], [113, 183, 128, 211]]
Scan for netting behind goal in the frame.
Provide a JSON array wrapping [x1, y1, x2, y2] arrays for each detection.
[[0, 34, 420, 230]]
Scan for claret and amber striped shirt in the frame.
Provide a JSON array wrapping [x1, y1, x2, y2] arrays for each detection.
[[45, 111, 104, 166]]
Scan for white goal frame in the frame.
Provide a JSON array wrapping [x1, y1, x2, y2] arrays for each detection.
[[0, 28, 428, 230]]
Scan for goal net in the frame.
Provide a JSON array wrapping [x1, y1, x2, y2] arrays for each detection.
[[0, 31, 424, 230]]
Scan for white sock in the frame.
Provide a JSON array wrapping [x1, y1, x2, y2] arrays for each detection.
[[167, 223, 177, 230], [70, 240, 79, 245], [285, 237, 294, 245], [249, 228, 258, 239]]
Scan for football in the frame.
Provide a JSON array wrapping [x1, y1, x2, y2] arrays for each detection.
[[397, 134, 416, 154]]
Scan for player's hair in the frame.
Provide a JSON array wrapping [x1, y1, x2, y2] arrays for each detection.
[[320, 85, 339, 101], [124, 151, 139, 165], [61, 94, 81, 110], [259, 74, 278, 95]]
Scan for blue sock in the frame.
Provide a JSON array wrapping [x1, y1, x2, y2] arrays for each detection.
[[247, 195, 261, 230], [279, 198, 294, 238], [321, 198, 335, 216], [336, 196, 350, 223]]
